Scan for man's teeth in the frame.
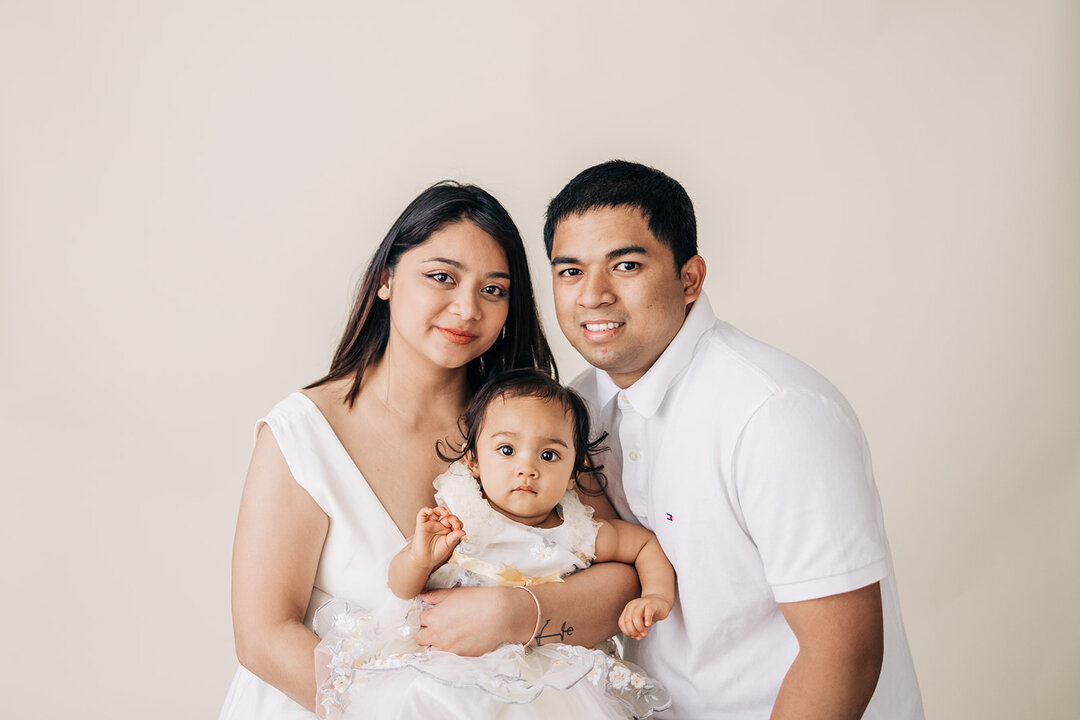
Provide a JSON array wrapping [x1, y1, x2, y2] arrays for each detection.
[[585, 322, 622, 331]]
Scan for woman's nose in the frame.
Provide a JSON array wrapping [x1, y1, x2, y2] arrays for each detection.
[[449, 290, 481, 320]]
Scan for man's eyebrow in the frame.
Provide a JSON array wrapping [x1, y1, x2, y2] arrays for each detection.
[[551, 245, 649, 267], [422, 257, 510, 280], [606, 245, 647, 261]]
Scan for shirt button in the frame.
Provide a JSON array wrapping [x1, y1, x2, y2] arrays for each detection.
[[628, 451, 640, 461]]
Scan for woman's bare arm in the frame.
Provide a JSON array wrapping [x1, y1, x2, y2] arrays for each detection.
[[231, 424, 328, 711]]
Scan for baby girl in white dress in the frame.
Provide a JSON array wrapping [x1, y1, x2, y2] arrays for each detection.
[[314, 369, 675, 719]]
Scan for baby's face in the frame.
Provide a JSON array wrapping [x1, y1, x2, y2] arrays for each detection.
[[468, 395, 577, 527]]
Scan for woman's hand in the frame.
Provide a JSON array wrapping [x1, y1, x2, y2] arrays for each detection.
[[411, 505, 465, 568]]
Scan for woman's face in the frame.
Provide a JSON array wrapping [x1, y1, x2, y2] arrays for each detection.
[[380, 220, 511, 373]]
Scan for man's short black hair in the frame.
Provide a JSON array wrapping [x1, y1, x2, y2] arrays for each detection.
[[543, 160, 698, 271]]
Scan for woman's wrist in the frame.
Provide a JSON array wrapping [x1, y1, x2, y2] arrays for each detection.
[[513, 585, 542, 646], [498, 585, 539, 646]]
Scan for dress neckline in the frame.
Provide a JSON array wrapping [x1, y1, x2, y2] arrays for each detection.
[[293, 391, 408, 541]]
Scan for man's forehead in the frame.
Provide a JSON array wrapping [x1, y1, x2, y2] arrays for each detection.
[[550, 206, 663, 259]]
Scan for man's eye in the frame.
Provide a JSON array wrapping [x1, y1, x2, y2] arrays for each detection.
[[614, 261, 639, 272], [497, 445, 514, 456], [557, 268, 582, 277], [540, 450, 559, 462]]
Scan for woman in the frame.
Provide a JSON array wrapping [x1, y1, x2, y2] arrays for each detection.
[[220, 182, 638, 718]]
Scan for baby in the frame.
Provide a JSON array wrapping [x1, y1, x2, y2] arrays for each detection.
[[316, 369, 675, 719]]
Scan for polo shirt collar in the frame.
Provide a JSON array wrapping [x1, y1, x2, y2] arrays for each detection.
[[593, 292, 717, 418]]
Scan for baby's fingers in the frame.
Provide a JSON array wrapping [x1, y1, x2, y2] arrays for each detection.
[[618, 602, 647, 640]]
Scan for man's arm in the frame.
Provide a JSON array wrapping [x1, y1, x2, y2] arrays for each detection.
[[771, 582, 884, 719]]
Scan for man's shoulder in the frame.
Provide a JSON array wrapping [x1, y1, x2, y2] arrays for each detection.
[[567, 365, 595, 393], [694, 321, 847, 403]]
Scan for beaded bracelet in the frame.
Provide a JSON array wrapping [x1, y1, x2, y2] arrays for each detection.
[[514, 585, 542, 646]]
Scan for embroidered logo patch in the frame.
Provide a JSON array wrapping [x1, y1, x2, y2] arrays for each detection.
[[666, 513, 673, 521]]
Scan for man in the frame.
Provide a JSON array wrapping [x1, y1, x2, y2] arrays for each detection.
[[545, 160, 923, 719]]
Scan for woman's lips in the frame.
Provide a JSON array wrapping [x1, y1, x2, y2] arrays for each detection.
[[437, 327, 477, 344]]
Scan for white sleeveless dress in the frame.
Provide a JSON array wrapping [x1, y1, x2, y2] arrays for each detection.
[[219, 392, 406, 720], [311, 462, 671, 719]]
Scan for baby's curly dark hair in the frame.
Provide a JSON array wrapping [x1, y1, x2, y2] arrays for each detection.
[[436, 368, 607, 495]]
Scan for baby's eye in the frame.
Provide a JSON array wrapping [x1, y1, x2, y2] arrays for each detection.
[[497, 445, 514, 456], [540, 450, 560, 462]]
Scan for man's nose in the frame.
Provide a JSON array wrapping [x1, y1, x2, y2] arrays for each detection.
[[578, 272, 614, 308]]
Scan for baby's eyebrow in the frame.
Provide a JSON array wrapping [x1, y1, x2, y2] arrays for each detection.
[[489, 431, 568, 448]]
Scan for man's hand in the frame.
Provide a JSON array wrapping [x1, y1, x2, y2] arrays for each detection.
[[618, 593, 672, 640]]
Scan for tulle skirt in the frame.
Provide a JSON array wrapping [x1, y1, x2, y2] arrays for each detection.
[[314, 598, 670, 720]]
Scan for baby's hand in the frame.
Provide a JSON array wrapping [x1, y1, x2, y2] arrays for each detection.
[[411, 506, 466, 568], [618, 594, 672, 640]]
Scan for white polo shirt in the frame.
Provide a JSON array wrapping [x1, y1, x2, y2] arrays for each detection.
[[572, 294, 923, 719]]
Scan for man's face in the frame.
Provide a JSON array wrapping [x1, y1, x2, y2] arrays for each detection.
[[550, 205, 700, 388]]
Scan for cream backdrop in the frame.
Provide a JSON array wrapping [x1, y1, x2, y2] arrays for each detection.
[[1, 1, 1077, 718]]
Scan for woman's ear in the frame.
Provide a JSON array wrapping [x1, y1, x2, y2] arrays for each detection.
[[377, 269, 391, 300]]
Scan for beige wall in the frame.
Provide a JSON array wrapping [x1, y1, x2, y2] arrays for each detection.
[[2, 1, 1077, 717]]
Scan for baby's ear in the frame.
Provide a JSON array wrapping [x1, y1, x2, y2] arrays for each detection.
[[466, 452, 480, 478], [567, 474, 577, 491]]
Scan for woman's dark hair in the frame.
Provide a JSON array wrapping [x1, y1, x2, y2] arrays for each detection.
[[437, 368, 607, 495], [307, 182, 556, 405]]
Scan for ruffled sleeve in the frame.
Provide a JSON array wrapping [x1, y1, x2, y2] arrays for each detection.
[[557, 489, 604, 561]]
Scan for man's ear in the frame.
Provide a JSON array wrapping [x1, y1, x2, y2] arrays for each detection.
[[680, 255, 707, 304]]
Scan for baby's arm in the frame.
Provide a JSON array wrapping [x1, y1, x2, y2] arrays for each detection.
[[593, 520, 676, 640], [387, 506, 465, 599]]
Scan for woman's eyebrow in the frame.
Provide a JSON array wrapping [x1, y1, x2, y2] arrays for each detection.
[[422, 256, 509, 280]]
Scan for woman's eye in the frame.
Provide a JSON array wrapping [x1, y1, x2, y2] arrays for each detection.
[[614, 261, 640, 272], [426, 272, 453, 284], [481, 284, 508, 297], [497, 445, 514, 456], [540, 450, 559, 462]]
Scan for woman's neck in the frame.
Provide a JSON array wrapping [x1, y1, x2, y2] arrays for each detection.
[[360, 351, 470, 430]]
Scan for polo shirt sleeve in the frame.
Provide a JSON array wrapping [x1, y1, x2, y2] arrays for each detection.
[[732, 388, 889, 604]]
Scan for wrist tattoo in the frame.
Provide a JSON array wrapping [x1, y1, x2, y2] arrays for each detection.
[[533, 618, 574, 646]]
